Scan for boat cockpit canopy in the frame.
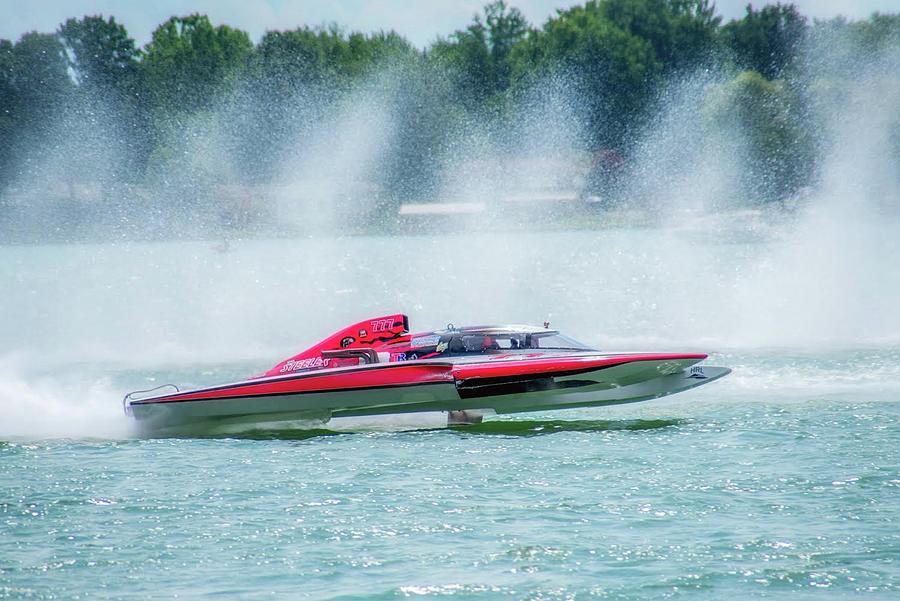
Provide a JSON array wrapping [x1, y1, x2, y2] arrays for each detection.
[[391, 326, 594, 357]]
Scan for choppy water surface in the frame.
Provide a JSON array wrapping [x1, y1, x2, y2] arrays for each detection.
[[2, 228, 900, 598]]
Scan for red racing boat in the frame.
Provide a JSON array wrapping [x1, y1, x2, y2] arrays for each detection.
[[124, 313, 730, 434]]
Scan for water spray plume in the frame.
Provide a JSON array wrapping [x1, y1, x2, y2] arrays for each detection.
[[1, 11, 899, 438]]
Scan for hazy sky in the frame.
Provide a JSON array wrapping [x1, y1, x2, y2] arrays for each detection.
[[1, 0, 897, 48]]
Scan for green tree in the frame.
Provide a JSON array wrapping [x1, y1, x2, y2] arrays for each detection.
[[0, 31, 73, 209], [597, 0, 721, 71], [253, 26, 345, 102], [485, 1, 530, 91], [849, 12, 900, 53], [0, 40, 14, 111], [253, 26, 416, 90], [59, 15, 140, 96], [704, 70, 811, 201], [57, 16, 149, 184], [721, 3, 807, 80], [1, 33, 71, 167], [6, 31, 71, 116], [0, 39, 15, 191], [345, 30, 418, 75], [240, 26, 418, 181], [510, 1, 660, 148], [429, 1, 529, 109], [141, 14, 252, 115], [430, 21, 491, 109]]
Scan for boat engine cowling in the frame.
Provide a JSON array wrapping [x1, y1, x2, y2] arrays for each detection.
[[256, 314, 410, 378]]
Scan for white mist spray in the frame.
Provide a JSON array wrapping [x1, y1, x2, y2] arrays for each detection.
[[3, 26, 900, 438], [734, 43, 900, 348], [274, 78, 396, 235]]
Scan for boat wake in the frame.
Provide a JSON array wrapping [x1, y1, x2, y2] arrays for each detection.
[[0, 359, 132, 440]]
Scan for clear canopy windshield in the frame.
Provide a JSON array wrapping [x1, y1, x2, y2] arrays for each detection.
[[447, 331, 593, 353], [530, 332, 593, 350]]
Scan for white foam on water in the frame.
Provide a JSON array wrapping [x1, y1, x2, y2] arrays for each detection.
[[0, 356, 133, 440]]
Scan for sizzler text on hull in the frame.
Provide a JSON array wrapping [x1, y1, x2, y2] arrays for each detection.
[[124, 313, 730, 434]]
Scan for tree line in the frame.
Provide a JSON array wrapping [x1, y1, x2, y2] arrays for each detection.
[[1, 0, 898, 218]]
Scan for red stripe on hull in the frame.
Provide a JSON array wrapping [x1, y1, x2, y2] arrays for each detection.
[[132, 353, 707, 406], [142, 363, 455, 403]]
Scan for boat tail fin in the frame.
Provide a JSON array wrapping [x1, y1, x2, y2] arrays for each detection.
[[256, 314, 410, 378]]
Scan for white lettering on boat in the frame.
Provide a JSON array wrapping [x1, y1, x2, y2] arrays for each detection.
[[411, 335, 440, 348], [280, 357, 331, 373]]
